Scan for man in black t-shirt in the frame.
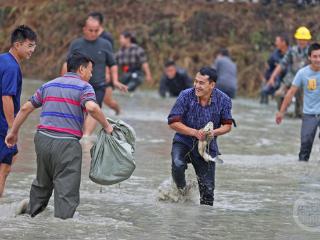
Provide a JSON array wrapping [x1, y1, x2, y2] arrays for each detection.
[[61, 17, 127, 136]]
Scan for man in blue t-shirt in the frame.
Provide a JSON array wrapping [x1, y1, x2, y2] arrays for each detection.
[[276, 42, 320, 161], [0, 25, 37, 197]]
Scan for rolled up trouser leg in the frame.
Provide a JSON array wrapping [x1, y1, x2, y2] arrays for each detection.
[[52, 138, 82, 219], [28, 132, 54, 217], [191, 151, 215, 206], [171, 142, 189, 189], [299, 115, 319, 161]]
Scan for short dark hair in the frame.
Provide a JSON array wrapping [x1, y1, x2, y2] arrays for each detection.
[[199, 67, 218, 83], [88, 11, 104, 24], [277, 33, 290, 46], [67, 53, 95, 72], [11, 25, 37, 44], [121, 30, 137, 44], [164, 60, 176, 68], [218, 48, 229, 57], [308, 42, 320, 56]]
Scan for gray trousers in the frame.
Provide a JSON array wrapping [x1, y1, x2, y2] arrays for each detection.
[[299, 114, 320, 161], [27, 132, 82, 219]]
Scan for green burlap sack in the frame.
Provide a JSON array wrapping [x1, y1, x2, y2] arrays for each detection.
[[89, 118, 136, 185]]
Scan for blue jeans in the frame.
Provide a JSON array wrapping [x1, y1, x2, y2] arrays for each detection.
[[171, 141, 216, 206], [299, 114, 320, 161]]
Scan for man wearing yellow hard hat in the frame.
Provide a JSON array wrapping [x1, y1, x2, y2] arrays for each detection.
[[267, 26, 311, 117]]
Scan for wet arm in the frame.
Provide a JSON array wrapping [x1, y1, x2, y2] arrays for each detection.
[[142, 62, 152, 82], [169, 122, 197, 137], [10, 101, 35, 134], [211, 124, 232, 136], [85, 101, 112, 131], [279, 85, 299, 114]]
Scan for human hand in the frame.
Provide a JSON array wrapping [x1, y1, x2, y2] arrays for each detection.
[[193, 129, 206, 141], [5, 131, 18, 148], [275, 111, 284, 125], [104, 124, 113, 134], [114, 82, 128, 93]]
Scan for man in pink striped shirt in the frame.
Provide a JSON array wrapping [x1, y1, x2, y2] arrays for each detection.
[[6, 53, 113, 219]]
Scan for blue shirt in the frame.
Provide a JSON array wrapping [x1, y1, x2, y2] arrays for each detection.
[[167, 88, 233, 158], [0, 53, 22, 136], [292, 65, 320, 115]]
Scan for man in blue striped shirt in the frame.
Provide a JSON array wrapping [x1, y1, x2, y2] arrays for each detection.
[[6, 53, 113, 219], [168, 67, 233, 206]]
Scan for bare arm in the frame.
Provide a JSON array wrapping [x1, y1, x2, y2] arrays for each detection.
[[210, 124, 232, 137], [2, 96, 15, 128], [109, 65, 128, 92], [275, 85, 299, 124], [142, 62, 153, 83], [169, 121, 206, 140], [267, 64, 283, 86], [85, 101, 113, 133], [5, 101, 36, 147], [60, 62, 67, 76]]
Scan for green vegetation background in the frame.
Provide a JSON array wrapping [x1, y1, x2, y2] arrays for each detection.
[[1, 0, 319, 96]]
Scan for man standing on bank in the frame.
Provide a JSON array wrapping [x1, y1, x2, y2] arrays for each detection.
[[0, 25, 37, 197], [6, 53, 113, 219], [167, 67, 233, 206], [276, 43, 320, 162]]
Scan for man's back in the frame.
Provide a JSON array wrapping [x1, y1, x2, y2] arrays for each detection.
[[213, 56, 237, 90], [30, 73, 96, 138]]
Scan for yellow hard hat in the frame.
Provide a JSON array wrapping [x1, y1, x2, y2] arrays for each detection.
[[294, 26, 312, 40]]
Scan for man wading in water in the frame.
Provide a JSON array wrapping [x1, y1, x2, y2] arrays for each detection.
[[6, 53, 113, 219], [276, 42, 320, 162], [167, 67, 233, 206]]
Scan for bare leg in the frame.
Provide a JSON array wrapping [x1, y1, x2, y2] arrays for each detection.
[[0, 155, 17, 197], [104, 87, 120, 115], [82, 115, 98, 137]]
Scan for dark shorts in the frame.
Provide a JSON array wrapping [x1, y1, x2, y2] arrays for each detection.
[[93, 86, 106, 107], [0, 135, 18, 165]]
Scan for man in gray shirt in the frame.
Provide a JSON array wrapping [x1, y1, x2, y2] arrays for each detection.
[[61, 17, 126, 136], [212, 48, 237, 98]]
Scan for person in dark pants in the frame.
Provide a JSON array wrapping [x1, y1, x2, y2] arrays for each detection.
[[168, 67, 233, 206], [6, 53, 113, 219], [159, 60, 192, 98], [260, 34, 289, 104], [0, 25, 37, 197], [116, 31, 153, 92], [276, 43, 320, 161]]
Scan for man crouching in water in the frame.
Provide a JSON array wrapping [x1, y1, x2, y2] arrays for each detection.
[[167, 67, 233, 206], [6, 53, 113, 219]]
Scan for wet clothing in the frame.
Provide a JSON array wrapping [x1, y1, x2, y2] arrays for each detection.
[[0, 53, 22, 136], [26, 72, 97, 219], [171, 141, 215, 205], [27, 131, 82, 219], [168, 88, 233, 158], [260, 49, 287, 104], [29, 72, 96, 138], [100, 30, 114, 49], [159, 68, 193, 97], [67, 37, 115, 105], [0, 135, 17, 165], [168, 88, 232, 205], [0, 52, 21, 165], [116, 44, 147, 92], [212, 56, 237, 98]]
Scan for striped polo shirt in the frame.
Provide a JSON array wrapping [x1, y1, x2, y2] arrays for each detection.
[[29, 72, 96, 138]]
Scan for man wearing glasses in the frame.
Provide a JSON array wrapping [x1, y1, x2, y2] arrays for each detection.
[[0, 25, 37, 197]]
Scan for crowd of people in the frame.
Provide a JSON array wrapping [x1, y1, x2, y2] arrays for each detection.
[[0, 11, 319, 220]]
